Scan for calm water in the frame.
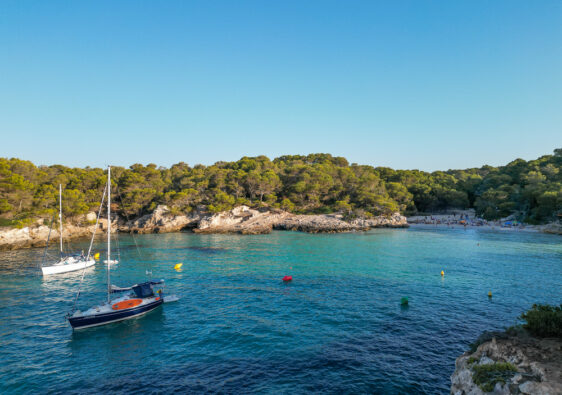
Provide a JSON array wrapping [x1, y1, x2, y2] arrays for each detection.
[[0, 227, 560, 394]]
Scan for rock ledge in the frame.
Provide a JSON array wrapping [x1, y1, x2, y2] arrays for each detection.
[[451, 330, 561, 394], [194, 206, 408, 234], [0, 205, 408, 251]]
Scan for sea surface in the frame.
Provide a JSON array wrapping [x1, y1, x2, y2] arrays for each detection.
[[0, 227, 560, 394]]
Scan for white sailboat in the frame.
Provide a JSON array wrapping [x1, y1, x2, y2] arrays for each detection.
[[41, 185, 96, 275], [68, 166, 165, 330]]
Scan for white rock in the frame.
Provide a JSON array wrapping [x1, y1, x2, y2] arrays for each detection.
[[492, 382, 510, 395], [530, 362, 546, 381], [519, 381, 543, 394], [511, 373, 522, 384], [479, 356, 494, 365]]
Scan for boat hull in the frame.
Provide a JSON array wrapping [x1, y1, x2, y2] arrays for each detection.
[[41, 259, 96, 275], [68, 298, 163, 329]]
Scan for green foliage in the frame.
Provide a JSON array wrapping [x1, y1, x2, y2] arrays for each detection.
[[472, 362, 517, 392], [0, 217, 17, 227], [61, 189, 89, 217], [520, 304, 562, 338], [12, 217, 36, 229], [264, 193, 277, 206], [208, 191, 235, 213], [280, 198, 295, 212], [0, 149, 560, 224], [335, 198, 352, 215], [0, 199, 14, 214]]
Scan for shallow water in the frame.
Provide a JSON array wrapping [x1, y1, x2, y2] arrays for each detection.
[[0, 228, 560, 394]]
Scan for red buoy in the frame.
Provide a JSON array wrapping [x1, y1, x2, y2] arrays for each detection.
[[282, 275, 292, 282]]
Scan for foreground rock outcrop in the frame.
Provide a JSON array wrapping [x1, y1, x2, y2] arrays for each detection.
[[451, 330, 562, 394], [0, 205, 408, 251]]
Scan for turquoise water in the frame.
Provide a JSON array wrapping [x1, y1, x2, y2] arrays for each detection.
[[0, 227, 560, 394]]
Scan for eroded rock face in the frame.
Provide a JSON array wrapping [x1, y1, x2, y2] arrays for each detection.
[[451, 331, 562, 395], [276, 213, 369, 233], [86, 212, 97, 222], [0, 227, 35, 250], [194, 206, 289, 234], [194, 206, 408, 234], [541, 223, 562, 235], [351, 212, 409, 228], [126, 205, 202, 234], [0, 224, 96, 251]]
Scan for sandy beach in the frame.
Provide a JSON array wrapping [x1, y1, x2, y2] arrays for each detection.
[[406, 210, 562, 234], [407, 222, 541, 233]]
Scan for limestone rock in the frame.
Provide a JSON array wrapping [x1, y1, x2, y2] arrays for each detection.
[[0, 205, 408, 250], [541, 223, 562, 235], [276, 213, 367, 233], [450, 330, 562, 394], [0, 224, 96, 251], [450, 354, 485, 395], [194, 206, 408, 234], [351, 212, 409, 228], [195, 206, 287, 234], [127, 205, 202, 234]]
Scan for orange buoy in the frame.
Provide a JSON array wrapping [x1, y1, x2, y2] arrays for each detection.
[[282, 275, 292, 282], [112, 299, 143, 310]]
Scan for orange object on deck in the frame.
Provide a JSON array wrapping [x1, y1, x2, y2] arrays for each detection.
[[112, 299, 143, 310]]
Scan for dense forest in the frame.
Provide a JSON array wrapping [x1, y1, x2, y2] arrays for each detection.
[[1, 149, 561, 228]]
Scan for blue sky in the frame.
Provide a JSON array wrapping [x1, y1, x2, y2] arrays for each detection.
[[1, 1, 560, 171]]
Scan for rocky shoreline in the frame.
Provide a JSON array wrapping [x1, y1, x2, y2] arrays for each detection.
[[0, 223, 97, 251], [0, 205, 408, 251], [451, 329, 561, 394], [4, 205, 560, 252]]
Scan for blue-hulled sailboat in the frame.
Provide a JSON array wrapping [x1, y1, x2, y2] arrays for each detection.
[[67, 166, 164, 330]]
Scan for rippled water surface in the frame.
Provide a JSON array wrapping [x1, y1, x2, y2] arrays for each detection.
[[1, 228, 560, 394]]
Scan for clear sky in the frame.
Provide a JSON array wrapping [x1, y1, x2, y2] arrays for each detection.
[[1, 1, 560, 171]]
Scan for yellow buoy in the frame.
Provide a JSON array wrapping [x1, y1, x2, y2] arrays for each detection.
[[174, 263, 183, 270], [94, 253, 100, 260], [488, 291, 492, 298], [441, 270, 444, 276]]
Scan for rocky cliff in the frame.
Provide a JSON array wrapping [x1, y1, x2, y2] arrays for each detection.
[[451, 330, 561, 394], [194, 206, 408, 234], [0, 205, 408, 251], [0, 223, 96, 251], [126, 205, 202, 233]]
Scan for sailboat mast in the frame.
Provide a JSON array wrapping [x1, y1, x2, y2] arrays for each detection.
[[107, 166, 111, 303], [59, 184, 63, 254]]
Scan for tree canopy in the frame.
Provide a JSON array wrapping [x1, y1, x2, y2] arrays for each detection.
[[0, 149, 560, 227]]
